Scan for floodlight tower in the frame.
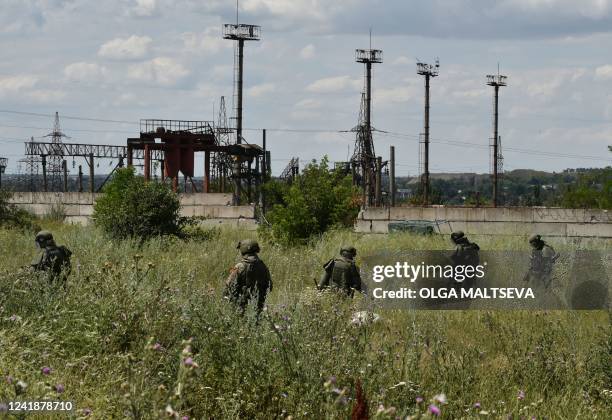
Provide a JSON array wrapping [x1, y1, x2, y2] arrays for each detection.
[[223, 23, 260, 144], [223, 5, 260, 205], [486, 72, 507, 207], [354, 42, 383, 207], [417, 59, 439, 205], [0, 157, 7, 189]]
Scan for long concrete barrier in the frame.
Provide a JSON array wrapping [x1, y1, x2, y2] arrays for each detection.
[[355, 206, 612, 238], [8, 192, 257, 228]]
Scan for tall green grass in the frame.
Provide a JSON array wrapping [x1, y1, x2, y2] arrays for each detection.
[[0, 225, 610, 418]]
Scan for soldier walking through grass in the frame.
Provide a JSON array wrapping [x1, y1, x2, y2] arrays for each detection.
[[224, 239, 273, 316], [318, 246, 363, 297], [30, 230, 72, 285], [524, 234, 559, 288]]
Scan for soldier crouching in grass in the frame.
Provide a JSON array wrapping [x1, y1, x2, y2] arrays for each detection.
[[318, 246, 364, 298], [30, 230, 72, 286], [224, 239, 272, 317], [524, 234, 559, 289]]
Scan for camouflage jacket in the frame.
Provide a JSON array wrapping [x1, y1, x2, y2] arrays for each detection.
[[318, 256, 362, 296], [224, 254, 272, 300]]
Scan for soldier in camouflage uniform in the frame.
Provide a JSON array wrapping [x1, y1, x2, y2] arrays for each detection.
[[318, 246, 363, 297], [449, 231, 480, 288], [224, 239, 272, 315], [524, 234, 559, 288], [31, 231, 72, 284]]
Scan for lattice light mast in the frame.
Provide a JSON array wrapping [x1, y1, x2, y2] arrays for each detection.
[[223, 9, 261, 205], [417, 59, 439, 205], [0, 157, 7, 189], [486, 72, 507, 207], [354, 46, 383, 207]]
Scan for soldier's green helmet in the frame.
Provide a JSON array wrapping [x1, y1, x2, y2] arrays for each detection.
[[529, 234, 542, 244], [237, 239, 260, 255], [450, 231, 465, 242], [340, 245, 357, 258], [35, 230, 53, 243]]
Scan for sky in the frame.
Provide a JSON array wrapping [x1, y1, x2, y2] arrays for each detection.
[[0, 0, 611, 176]]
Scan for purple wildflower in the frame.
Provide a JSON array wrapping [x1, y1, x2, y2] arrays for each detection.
[[152, 343, 162, 351], [0, 403, 7, 413], [474, 402, 481, 409], [54, 384, 65, 394], [41, 367, 52, 375], [181, 416, 189, 420], [82, 408, 92, 416], [518, 390, 525, 400], [428, 404, 441, 416], [416, 396, 423, 404], [183, 357, 194, 367]]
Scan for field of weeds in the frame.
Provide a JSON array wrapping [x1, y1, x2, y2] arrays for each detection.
[[0, 224, 610, 419]]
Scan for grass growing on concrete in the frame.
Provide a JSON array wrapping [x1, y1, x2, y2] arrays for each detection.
[[0, 225, 610, 418]]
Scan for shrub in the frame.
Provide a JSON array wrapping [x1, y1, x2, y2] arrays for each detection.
[[0, 189, 38, 231], [263, 156, 360, 244], [93, 168, 183, 240]]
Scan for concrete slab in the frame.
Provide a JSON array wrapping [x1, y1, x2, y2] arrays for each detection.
[[567, 223, 612, 238]]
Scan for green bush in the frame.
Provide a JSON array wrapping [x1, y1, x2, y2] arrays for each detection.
[[93, 168, 183, 240], [263, 157, 360, 244], [0, 189, 38, 231]]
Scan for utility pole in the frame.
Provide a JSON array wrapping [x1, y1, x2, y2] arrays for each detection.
[[417, 59, 439, 205], [486, 71, 507, 207], [389, 146, 395, 207], [0, 158, 6, 189]]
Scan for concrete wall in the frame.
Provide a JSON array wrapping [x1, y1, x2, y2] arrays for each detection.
[[8, 192, 256, 228], [356, 206, 612, 238]]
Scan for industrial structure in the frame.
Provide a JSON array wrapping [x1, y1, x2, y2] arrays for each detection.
[[487, 71, 508, 207], [280, 157, 299, 182], [351, 41, 384, 208], [0, 157, 7, 189], [417, 59, 439, 205], [223, 13, 261, 205]]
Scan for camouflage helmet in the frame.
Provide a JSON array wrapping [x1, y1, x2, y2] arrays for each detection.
[[340, 245, 357, 257], [35, 230, 53, 243], [450, 231, 465, 242], [237, 239, 260, 255], [528, 234, 542, 244]]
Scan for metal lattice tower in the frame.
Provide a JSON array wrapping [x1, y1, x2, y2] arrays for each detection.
[[213, 96, 234, 191], [223, 1, 261, 205], [0, 157, 7, 189], [417, 59, 439, 205], [42, 112, 70, 191], [486, 71, 507, 207], [352, 38, 382, 208], [280, 157, 299, 182]]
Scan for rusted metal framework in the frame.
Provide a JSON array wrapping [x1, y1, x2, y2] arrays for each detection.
[[127, 119, 264, 197], [487, 73, 508, 207]]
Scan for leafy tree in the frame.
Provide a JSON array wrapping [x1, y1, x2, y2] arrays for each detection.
[[263, 157, 360, 244], [561, 167, 612, 209], [93, 167, 183, 240]]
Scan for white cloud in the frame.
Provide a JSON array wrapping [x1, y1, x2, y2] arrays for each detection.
[[98, 35, 152, 60], [63, 62, 107, 82], [181, 29, 229, 55], [247, 82, 276, 97], [131, 0, 158, 17], [0, 75, 38, 94], [294, 98, 321, 109], [127, 57, 190, 86], [306, 75, 361, 93], [27, 89, 67, 103], [299, 44, 315, 59], [595, 64, 612, 79]]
